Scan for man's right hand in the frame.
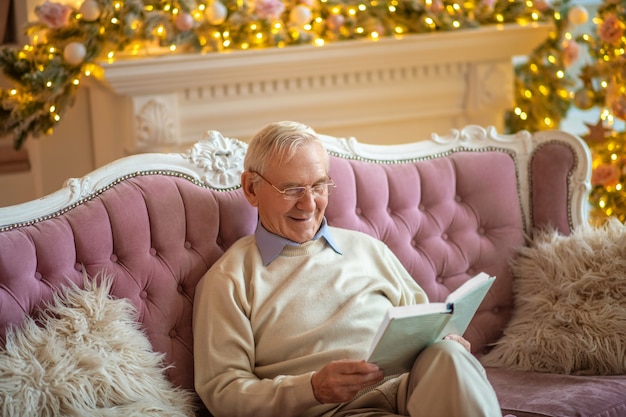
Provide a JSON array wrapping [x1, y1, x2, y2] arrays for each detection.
[[311, 360, 385, 404]]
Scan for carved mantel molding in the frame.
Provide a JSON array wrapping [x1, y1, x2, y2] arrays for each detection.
[[87, 23, 551, 166]]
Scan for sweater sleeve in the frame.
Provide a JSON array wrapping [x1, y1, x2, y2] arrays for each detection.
[[193, 262, 323, 417], [378, 240, 430, 306]]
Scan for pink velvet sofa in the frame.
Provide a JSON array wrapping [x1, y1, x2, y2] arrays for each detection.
[[1, 125, 625, 416]]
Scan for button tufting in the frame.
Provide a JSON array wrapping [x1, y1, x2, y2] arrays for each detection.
[[355, 208, 362, 215], [34, 272, 42, 280], [478, 227, 485, 235], [140, 291, 148, 299], [74, 263, 82, 271], [169, 329, 177, 338], [437, 277, 444, 284], [184, 241, 192, 249], [418, 204, 425, 210], [492, 307, 500, 313], [177, 285, 184, 293], [149, 248, 157, 256], [110, 254, 118, 262], [411, 239, 417, 247], [441, 233, 448, 240], [455, 195, 462, 203]]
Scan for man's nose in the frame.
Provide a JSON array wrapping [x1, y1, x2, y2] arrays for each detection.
[[296, 188, 317, 208]]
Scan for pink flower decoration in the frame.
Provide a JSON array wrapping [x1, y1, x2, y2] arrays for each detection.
[[597, 14, 625, 46], [254, 0, 286, 20], [562, 40, 580, 68], [298, 0, 316, 8], [606, 81, 626, 121], [35, 1, 72, 29], [326, 14, 345, 30], [610, 100, 626, 121], [592, 163, 621, 187]]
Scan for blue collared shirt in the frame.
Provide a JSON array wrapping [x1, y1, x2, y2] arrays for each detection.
[[255, 217, 342, 265]]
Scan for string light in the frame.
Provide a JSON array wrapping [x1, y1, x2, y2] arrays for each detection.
[[0, 0, 559, 152]]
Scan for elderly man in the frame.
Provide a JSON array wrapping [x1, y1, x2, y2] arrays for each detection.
[[193, 121, 501, 417]]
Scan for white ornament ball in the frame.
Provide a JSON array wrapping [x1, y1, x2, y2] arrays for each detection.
[[79, 0, 101, 22], [206, 2, 228, 25], [63, 42, 87, 66], [568, 5, 589, 26], [290, 5, 312, 27], [175, 12, 195, 31]]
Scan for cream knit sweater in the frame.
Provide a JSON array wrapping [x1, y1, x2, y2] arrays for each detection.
[[193, 226, 428, 417]]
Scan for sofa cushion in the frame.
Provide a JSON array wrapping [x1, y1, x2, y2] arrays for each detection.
[[480, 218, 626, 375], [487, 367, 626, 417], [0, 272, 196, 417]]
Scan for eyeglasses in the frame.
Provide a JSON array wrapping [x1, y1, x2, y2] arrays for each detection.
[[251, 171, 336, 200]]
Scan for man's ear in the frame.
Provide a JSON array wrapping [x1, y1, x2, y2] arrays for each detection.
[[241, 171, 259, 207]]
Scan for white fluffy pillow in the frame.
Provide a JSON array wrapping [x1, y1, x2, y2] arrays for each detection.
[[0, 273, 196, 417], [480, 218, 626, 375]]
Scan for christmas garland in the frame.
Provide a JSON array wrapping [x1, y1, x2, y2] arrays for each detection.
[[508, 0, 626, 224], [0, 0, 546, 150]]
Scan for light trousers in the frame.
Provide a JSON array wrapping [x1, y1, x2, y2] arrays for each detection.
[[329, 340, 502, 417]]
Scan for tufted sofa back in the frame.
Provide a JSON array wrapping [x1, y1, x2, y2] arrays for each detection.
[[0, 175, 257, 392], [0, 127, 590, 416], [326, 151, 526, 354]]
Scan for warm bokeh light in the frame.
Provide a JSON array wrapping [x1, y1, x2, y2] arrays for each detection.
[[2, 0, 625, 224]]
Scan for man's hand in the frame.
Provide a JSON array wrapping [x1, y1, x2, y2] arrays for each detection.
[[443, 333, 471, 352], [311, 360, 384, 404]]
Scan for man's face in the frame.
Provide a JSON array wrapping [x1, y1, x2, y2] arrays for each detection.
[[242, 142, 330, 244]]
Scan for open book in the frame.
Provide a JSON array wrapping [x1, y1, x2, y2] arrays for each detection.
[[365, 272, 496, 375]]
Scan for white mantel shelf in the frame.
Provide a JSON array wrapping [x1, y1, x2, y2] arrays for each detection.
[[88, 22, 551, 166]]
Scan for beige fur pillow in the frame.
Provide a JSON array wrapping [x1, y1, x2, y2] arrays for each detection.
[[0, 273, 196, 417], [480, 218, 626, 375]]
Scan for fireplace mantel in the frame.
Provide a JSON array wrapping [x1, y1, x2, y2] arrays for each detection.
[[87, 23, 551, 165]]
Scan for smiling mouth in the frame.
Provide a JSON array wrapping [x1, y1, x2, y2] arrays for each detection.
[[291, 217, 311, 221]]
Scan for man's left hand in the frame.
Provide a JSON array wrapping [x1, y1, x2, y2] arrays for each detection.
[[443, 334, 471, 352]]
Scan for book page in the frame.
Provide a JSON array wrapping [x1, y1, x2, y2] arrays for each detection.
[[441, 273, 495, 337], [365, 272, 496, 375], [367, 302, 449, 358], [366, 310, 451, 375], [445, 272, 491, 303]]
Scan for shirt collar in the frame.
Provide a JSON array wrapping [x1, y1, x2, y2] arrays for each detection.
[[255, 217, 342, 265]]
